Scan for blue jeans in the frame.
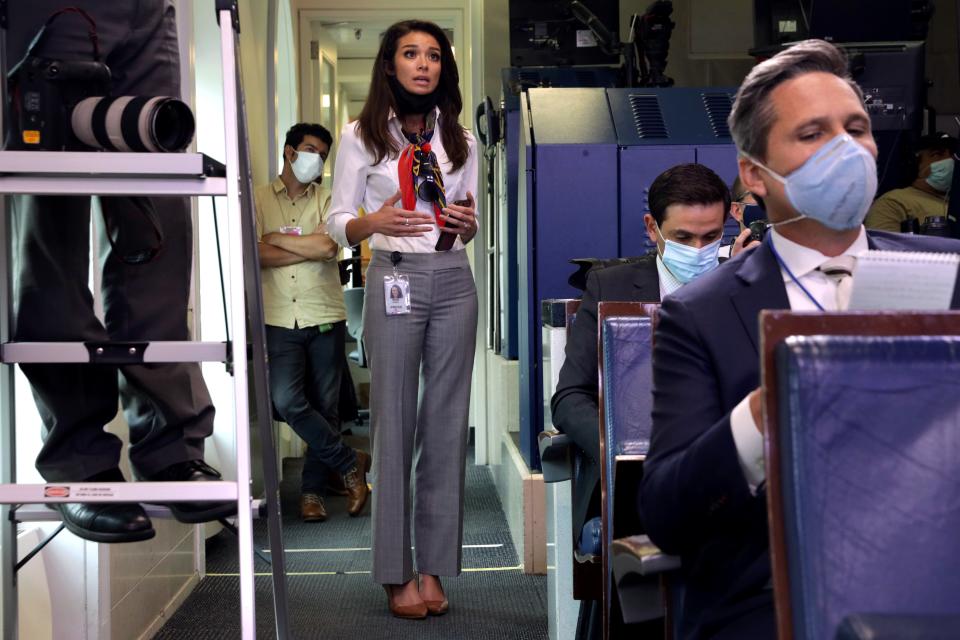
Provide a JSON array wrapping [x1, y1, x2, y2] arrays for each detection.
[[266, 322, 355, 494]]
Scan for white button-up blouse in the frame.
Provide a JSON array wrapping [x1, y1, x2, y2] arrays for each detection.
[[327, 108, 479, 254]]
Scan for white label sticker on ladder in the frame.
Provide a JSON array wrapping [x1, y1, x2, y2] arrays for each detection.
[[73, 486, 117, 498], [42, 485, 119, 499]]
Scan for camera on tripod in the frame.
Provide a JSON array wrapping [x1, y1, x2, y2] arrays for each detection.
[[7, 8, 195, 153]]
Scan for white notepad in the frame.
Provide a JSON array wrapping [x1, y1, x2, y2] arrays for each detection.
[[848, 249, 960, 310]]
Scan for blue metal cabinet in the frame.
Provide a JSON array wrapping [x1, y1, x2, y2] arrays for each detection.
[[619, 145, 696, 257], [518, 88, 619, 468]]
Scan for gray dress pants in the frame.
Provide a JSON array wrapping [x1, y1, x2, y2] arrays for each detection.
[[363, 250, 478, 584], [7, 1, 215, 482]]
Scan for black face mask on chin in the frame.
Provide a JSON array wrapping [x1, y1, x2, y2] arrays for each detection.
[[388, 75, 439, 116]]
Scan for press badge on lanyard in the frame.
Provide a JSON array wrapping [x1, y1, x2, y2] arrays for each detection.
[[384, 251, 411, 316]]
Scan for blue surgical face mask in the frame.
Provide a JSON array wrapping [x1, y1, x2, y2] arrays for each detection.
[[656, 225, 721, 284], [746, 133, 878, 231], [926, 157, 954, 193]]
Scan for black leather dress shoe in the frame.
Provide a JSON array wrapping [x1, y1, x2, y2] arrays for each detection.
[[141, 460, 237, 524], [49, 468, 155, 543], [53, 502, 156, 543]]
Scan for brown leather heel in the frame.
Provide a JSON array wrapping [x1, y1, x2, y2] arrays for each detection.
[[418, 575, 450, 616], [383, 584, 428, 619], [423, 597, 449, 616]]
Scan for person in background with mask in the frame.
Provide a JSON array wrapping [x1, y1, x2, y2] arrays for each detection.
[[255, 122, 370, 523], [865, 133, 957, 232], [552, 163, 733, 635], [730, 176, 763, 233], [642, 164, 732, 296], [720, 176, 762, 257], [639, 40, 960, 640]]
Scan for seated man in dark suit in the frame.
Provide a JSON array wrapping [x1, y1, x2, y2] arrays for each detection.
[[551, 163, 732, 559], [639, 39, 960, 640]]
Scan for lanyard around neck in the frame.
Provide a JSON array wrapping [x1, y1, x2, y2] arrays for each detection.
[[766, 234, 826, 312]]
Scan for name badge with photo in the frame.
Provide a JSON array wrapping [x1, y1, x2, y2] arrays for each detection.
[[384, 275, 411, 316]]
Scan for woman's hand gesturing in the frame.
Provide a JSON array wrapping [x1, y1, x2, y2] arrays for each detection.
[[369, 191, 435, 237]]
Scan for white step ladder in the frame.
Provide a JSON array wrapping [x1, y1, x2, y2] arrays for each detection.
[[0, 3, 291, 639]]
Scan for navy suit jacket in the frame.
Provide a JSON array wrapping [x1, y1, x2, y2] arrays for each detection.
[[552, 254, 660, 536], [639, 230, 960, 640]]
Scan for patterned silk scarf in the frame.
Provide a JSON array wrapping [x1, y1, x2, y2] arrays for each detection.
[[398, 115, 449, 229]]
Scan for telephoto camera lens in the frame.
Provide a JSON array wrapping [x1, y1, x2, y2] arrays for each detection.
[[900, 217, 920, 234], [70, 96, 195, 152], [920, 215, 951, 238]]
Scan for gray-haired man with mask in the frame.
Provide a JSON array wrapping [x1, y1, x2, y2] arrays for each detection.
[[638, 40, 960, 639]]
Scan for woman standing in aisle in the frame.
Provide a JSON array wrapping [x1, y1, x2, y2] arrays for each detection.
[[326, 19, 479, 620]]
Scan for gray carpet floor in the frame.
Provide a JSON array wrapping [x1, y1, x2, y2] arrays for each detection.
[[154, 433, 548, 639]]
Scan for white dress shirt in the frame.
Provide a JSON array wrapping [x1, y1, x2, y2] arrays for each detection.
[[655, 255, 684, 298], [327, 108, 478, 254], [729, 226, 869, 490]]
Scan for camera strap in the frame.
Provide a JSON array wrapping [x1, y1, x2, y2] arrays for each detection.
[[9, 6, 101, 78]]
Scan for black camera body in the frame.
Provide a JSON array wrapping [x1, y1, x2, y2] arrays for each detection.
[[748, 220, 770, 245], [9, 56, 111, 150], [7, 8, 196, 154]]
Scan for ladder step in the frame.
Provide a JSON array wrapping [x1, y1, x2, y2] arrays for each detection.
[[0, 175, 227, 196], [13, 499, 265, 522], [0, 151, 222, 177], [1, 341, 228, 364], [0, 481, 237, 504], [0, 152, 227, 196]]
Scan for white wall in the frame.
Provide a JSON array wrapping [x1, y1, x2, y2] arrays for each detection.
[[276, 0, 301, 174]]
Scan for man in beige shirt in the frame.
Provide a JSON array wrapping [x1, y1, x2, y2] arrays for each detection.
[[255, 123, 370, 522], [865, 133, 955, 232]]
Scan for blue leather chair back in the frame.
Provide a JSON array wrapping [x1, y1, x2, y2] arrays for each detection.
[[599, 313, 655, 638], [775, 335, 960, 640], [601, 315, 654, 463]]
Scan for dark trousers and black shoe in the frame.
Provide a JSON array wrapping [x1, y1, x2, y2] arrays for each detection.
[[50, 468, 156, 543], [10, 2, 221, 545], [266, 322, 370, 519], [50, 460, 237, 543], [138, 459, 238, 523], [13, 191, 225, 543]]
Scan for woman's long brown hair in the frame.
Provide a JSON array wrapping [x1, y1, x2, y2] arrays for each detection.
[[356, 20, 469, 171]]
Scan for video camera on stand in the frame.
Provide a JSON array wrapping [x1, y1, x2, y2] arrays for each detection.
[[569, 0, 675, 88]]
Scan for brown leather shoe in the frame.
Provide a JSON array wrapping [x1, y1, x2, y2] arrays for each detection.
[[383, 584, 427, 620], [343, 449, 371, 517], [299, 493, 327, 522], [326, 469, 349, 496], [418, 575, 449, 616]]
